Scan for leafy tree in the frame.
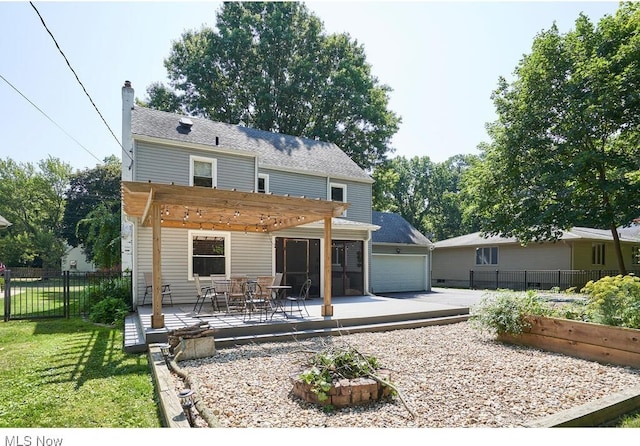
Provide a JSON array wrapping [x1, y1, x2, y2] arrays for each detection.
[[76, 203, 121, 270], [372, 156, 434, 236], [142, 1, 400, 170], [465, 3, 640, 274], [373, 154, 480, 241], [0, 157, 72, 268], [62, 156, 121, 261]]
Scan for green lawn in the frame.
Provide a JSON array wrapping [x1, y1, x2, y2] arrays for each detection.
[[0, 317, 162, 427]]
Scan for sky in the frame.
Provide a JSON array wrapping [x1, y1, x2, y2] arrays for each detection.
[[0, 0, 623, 173]]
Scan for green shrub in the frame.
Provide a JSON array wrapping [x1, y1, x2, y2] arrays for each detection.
[[89, 297, 129, 328], [470, 290, 552, 335], [87, 276, 131, 307], [87, 277, 132, 328], [581, 274, 640, 329]]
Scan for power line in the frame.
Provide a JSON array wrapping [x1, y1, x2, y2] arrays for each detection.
[[29, 1, 132, 162], [0, 73, 103, 164]]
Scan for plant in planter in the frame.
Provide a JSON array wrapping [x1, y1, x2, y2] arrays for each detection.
[[470, 289, 552, 335], [292, 343, 416, 417], [581, 274, 640, 329], [470, 280, 640, 369]]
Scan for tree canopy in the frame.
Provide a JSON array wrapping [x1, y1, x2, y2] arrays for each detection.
[[0, 157, 72, 269], [373, 154, 480, 241], [142, 1, 401, 170], [465, 2, 640, 273], [62, 155, 121, 261]]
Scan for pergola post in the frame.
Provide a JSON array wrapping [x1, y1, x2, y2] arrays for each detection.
[[151, 201, 164, 328], [322, 216, 334, 316]]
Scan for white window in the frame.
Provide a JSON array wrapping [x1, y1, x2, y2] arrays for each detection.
[[330, 182, 347, 217], [188, 230, 230, 278], [592, 243, 605, 266], [190, 155, 217, 188], [258, 173, 269, 193], [475, 246, 498, 265]]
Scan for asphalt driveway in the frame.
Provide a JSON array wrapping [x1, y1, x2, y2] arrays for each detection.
[[377, 287, 489, 309]]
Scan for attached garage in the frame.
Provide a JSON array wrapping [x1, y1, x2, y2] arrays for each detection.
[[370, 211, 434, 294], [371, 253, 428, 293]]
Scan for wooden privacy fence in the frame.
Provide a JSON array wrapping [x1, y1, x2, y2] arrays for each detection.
[[2, 269, 132, 321], [468, 269, 640, 292]]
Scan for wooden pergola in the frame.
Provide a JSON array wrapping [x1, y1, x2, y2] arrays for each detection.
[[121, 181, 350, 328]]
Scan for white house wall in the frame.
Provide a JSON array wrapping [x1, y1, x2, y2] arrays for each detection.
[[135, 227, 274, 305]]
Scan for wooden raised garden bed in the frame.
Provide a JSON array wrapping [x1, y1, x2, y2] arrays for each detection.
[[498, 316, 640, 369]]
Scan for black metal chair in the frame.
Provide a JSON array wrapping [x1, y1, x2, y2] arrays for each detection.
[[286, 278, 311, 317]]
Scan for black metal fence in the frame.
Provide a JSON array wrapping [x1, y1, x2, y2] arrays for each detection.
[[2, 269, 132, 321], [468, 269, 640, 292]]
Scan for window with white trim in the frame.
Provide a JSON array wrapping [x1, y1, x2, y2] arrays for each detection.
[[258, 173, 269, 193], [188, 230, 230, 278], [330, 182, 347, 217], [592, 243, 605, 265], [475, 246, 498, 265], [190, 155, 217, 188]]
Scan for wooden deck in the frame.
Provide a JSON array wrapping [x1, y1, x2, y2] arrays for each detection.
[[124, 294, 471, 352]]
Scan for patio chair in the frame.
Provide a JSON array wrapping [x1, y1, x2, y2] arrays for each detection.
[[193, 273, 213, 313], [227, 276, 247, 312], [243, 280, 269, 322], [142, 272, 173, 306], [286, 278, 311, 317], [256, 275, 274, 300]]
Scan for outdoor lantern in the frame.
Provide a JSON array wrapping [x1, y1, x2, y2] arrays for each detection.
[[178, 389, 195, 427]]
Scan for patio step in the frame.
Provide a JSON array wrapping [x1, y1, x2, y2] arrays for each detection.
[[211, 313, 470, 348], [123, 313, 147, 354]]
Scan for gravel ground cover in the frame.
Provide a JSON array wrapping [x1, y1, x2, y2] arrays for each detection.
[[172, 321, 640, 428]]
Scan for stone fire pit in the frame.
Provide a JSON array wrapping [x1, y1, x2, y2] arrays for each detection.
[[290, 369, 393, 408]]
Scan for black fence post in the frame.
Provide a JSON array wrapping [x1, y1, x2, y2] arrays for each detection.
[[64, 271, 70, 319], [3, 269, 10, 322], [495, 270, 499, 290], [469, 270, 474, 289]]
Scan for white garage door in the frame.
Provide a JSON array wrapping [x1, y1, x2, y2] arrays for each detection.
[[371, 254, 427, 293]]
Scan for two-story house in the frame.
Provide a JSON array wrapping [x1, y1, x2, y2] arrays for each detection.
[[120, 81, 381, 326]]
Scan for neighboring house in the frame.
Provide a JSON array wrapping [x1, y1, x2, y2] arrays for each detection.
[[432, 227, 640, 289], [61, 244, 97, 273], [120, 81, 380, 308], [370, 211, 434, 293]]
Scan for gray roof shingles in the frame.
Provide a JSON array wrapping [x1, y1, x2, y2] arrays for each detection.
[[372, 211, 433, 246], [131, 106, 372, 182], [434, 227, 640, 248]]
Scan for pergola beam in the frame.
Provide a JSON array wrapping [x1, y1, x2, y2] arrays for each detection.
[[121, 181, 348, 328]]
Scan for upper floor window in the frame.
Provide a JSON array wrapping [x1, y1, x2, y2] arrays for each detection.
[[592, 243, 605, 265], [190, 155, 217, 188], [188, 230, 230, 278], [633, 246, 640, 265], [330, 182, 347, 217], [475, 246, 498, 265], [258, 174, 269, 193]]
